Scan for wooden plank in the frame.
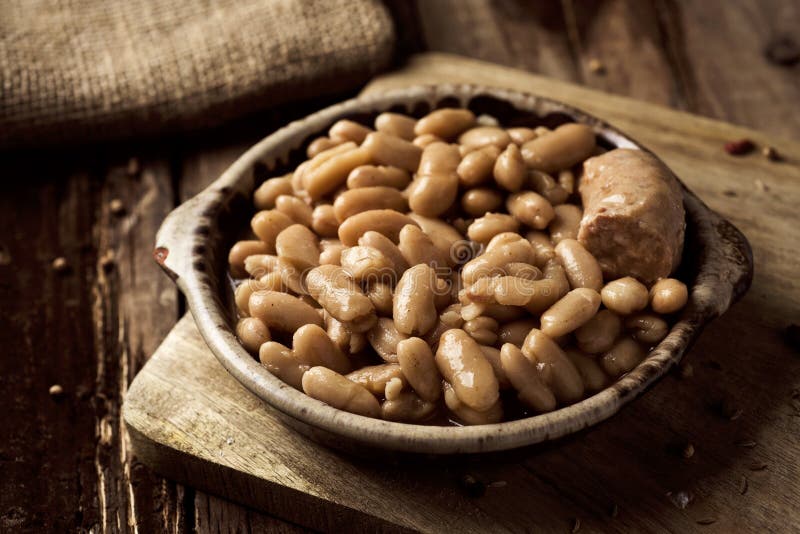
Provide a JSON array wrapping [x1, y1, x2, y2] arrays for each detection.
[[0, 153, 189, 532], [664, 0, 800, 138], [416, 0, 800, 137], [0, 167, 101, 532], [416, 0, 579, 81], [92, 156, 188, 533], [415, 0, 686, 108], [561, 0, 684, 107], [194, 493, 309, 534], [125, 53, 800, 533]]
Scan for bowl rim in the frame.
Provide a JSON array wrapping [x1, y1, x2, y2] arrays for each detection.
[[154, 84, 753, 454]]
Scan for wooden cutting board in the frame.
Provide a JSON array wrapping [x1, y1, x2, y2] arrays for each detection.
[[123, 53, 800, 533]]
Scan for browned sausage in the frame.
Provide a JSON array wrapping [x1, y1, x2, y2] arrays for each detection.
[[578, 149, 685, 283]]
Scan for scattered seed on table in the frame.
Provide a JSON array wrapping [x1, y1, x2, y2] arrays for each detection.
[[724, 139, 754, 155], [49, 384, 63, 396], [666, 490, 693, 509], [109, 198, 125, 216], [127, 157, 141, 176], [722, 190, 737, 197], [571, 517, 581, 532], [696, 517, 717, 526], [734, 440, 757, 448], [683, 443, 695, 459], [678, 363, 694, 379], [588, 58, 605, 74], [761, 146, 780, 161], [487, 480, 507, 488], [609, 503, 619, 518], [748, 462, 768, 471], [754, 179, 769, 193], [52, 257, 68, 272], [739, 476, 749, 495]]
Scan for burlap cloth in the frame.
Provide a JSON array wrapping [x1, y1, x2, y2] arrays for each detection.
[[0, 0, 396, 149]]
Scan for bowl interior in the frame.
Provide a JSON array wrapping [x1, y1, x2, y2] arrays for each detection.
[[216, 92, 641, 326], [166, 85, 746, 455]]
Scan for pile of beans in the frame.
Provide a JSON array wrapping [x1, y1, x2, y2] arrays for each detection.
[[229, 108, 689, 425]]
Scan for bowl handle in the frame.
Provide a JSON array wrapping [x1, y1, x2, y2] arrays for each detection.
[[153, 191, 212, 283], [685, 192, 754, 318]]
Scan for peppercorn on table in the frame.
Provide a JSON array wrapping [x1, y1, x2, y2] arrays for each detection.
[[121, 53, 800, 533]]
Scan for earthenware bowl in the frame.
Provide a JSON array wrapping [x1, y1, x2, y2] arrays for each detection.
[[153, 85, 753, 455]]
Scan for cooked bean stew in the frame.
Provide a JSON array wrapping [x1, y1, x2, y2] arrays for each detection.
[[228, 108, 688, 425]]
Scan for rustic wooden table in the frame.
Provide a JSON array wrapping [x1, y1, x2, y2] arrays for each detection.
[[2, 1, 798, 532]]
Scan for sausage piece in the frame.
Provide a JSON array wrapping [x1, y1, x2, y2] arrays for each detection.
[[578, 149, 685, 283]]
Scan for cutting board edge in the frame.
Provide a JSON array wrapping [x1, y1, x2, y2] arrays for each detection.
[[123, 387, 413, 534]]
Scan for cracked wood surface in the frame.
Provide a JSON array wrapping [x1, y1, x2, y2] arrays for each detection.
[[1, 1, 798, 532]]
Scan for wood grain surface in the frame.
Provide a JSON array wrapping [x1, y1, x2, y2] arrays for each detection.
[[2, 1, 798, 532], [125, 52, 800, 533], [414, 0, 800, 137]]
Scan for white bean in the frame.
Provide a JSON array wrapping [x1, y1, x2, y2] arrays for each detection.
[[374, 112, 417, 140], [625, 313, 669, 345], [302, 367, 381, 418], [650, 278, 688, 314], [443, 381, 503, 425], [276, 224, 319, 271], [574, 309, 621, 354], [367, 317, 409, 363], [414, 108, 476, 140], [397, 337, 442, 402], [259, 341, 308, 389], [340, 246, 394, 283], [540, 288, 601, 338], [506, 192, 555, 230], [409, 142, 460, 217], [393, 264, 443, 336], [564, 347, 608, 392], [236, 317, 271, 354], [435, 329, 500, 412], [601, 277, 650, 315], [249, 291, 324, 333], [500, 343, 557, 412], [293, 324, 350, 374], [522, 329, 584, 403], [305, 265, 376, 330], [381, 391, 437, 422], [549, 204, 582, 244], [555, 239, 603, 291], [601, 338, 646, 378], [346, 363, 405, 396]]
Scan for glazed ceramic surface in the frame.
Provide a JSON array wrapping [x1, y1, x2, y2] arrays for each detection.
[[154, 85, 753, 454]]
